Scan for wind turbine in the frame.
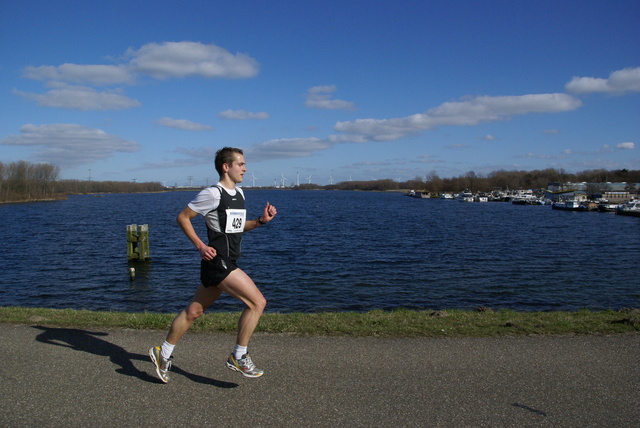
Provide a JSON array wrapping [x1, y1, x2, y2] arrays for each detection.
[[280, 174, 287, 188], [306, 175, 312, 184], [328, 175, 334, 185], [251, 173, 257, 187]]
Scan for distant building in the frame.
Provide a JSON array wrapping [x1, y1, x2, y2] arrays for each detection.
[[545, 182, 639, 202], [598, 191, 630, 203]]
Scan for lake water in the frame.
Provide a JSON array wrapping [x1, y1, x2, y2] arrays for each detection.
[[0, 190, 638, 313]]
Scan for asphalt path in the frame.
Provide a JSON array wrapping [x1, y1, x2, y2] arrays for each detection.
[[1, 324, 638, 427]]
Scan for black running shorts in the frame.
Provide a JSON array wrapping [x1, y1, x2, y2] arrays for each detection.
[[200, 255, 238, 287]]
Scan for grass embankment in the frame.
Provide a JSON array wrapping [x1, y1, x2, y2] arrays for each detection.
[[1, 307, 638, 337]]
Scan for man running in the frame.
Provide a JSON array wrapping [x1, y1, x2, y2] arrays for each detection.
[[149, 147, 277, 382]]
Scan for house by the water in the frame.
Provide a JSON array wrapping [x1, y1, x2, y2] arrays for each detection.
[[545, 182, 638, 203]]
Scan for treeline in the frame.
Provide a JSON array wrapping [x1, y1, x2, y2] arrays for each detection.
[[297, 168, 640, 193], [0, 161, 61, 202], [56, 179, 164, 195], [398, 168, 640, 194], [1, 161, 163, 203], [4, 160, 638, 203]]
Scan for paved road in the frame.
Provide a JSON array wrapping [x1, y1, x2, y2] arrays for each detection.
[[1, 324, 638, 427]]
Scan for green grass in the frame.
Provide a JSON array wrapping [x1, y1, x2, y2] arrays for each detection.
[[1, 307, 638, 337]]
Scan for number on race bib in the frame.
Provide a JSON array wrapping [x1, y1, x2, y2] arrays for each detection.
[[225, 209, 246, 233]]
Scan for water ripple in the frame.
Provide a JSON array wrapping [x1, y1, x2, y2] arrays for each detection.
[[1, 191, 638, 313]]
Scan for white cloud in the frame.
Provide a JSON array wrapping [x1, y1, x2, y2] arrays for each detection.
[[544, 129, 560, 134], [565, 66, 640, 94], [22, 64, 134, 86], [245, 137, 333, 161], [479, 134, 496, 141], [565, 77, 609, 94], [333, 93, 581, 142], [138, 157, 212, 170], [218, 109, 269, 120], [135, 146, 219, 169], [12, 85, 141, 111], [21, 41, 260, 84], [16, 41, 260, 111], [305, 85, 355, 110], [155, 138, 333, 169], [598, 142, 635, 152], [0, 124, 139, 167], [446, 144, 467, 149], [615, 142, 634, 150], [597, 144, 613, 153], [155, 117, 213, 131], [127, 41, 259, 80]]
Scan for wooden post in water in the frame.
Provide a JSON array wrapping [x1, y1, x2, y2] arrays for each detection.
[[126, 224, 150, 260]]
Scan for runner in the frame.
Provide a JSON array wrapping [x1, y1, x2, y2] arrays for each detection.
[[149, 147, 277, 382]]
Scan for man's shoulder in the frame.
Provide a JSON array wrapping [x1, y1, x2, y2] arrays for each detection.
[[197, 186, 221, 198]]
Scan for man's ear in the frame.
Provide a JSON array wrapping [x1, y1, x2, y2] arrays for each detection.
[[221, 162, 230, 173]]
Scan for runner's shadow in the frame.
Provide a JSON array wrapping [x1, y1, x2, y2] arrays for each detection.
[[32, 326, 238, 388]]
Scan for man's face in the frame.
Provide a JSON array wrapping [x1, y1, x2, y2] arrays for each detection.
[[226, 154, 246, 183]]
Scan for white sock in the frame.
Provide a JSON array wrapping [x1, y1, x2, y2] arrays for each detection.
[[233, 344, 248, 360], [161, 340, 175, 360]]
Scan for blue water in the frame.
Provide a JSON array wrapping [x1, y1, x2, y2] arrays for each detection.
[[0, 190, 638, 313]]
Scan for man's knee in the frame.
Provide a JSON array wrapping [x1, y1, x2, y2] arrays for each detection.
[[185, 303, 205, 321], [251, 295, 267, 313]]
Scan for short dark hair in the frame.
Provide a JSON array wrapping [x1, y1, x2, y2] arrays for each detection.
[[214, 147, 243, 176]]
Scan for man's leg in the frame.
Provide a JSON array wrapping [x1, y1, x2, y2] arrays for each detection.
[[217, 268, 266, 347], [218, 268, 266, 377], [166, 283, 223, 344], [150, 284, 222, 382]]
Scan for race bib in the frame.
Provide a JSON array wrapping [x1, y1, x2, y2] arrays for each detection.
[[225, 209, 246, 233]]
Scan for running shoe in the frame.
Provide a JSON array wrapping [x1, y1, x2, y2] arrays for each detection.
[[226, 354, 264, 378], [149, 346, 172, 383]]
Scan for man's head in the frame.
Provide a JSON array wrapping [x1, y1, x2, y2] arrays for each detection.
[[214, 147, 244, 176]]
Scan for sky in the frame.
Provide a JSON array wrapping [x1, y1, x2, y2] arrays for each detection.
[[1, 0, 639, 187]]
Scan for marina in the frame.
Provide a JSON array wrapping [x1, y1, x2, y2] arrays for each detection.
[[407, 184, 640, 216]]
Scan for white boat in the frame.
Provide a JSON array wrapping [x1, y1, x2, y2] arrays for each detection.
[[597, 203, 618, 212], [509, 189, 537, 204], [457, 190, 474, 202], [616, 200, 640, 217], [474, 193, 488, 202], [440, 193, 454, 199], [488, 191, 508, 202], [513, 197, 549, 205], [552, 200, 586, 211], [405, 190, 429, 199]]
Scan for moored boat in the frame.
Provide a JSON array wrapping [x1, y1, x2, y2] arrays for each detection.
[[616, 200, 640, 217], [474, 193, 488, 202], [457, 190, 474, 202], [597, 203, 618, 212], [405, 190, 429, 198], [552, 200, 586, 211]]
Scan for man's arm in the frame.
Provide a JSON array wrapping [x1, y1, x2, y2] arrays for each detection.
[[176, 206, 217, 260], [244, 202, 277, 232]]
